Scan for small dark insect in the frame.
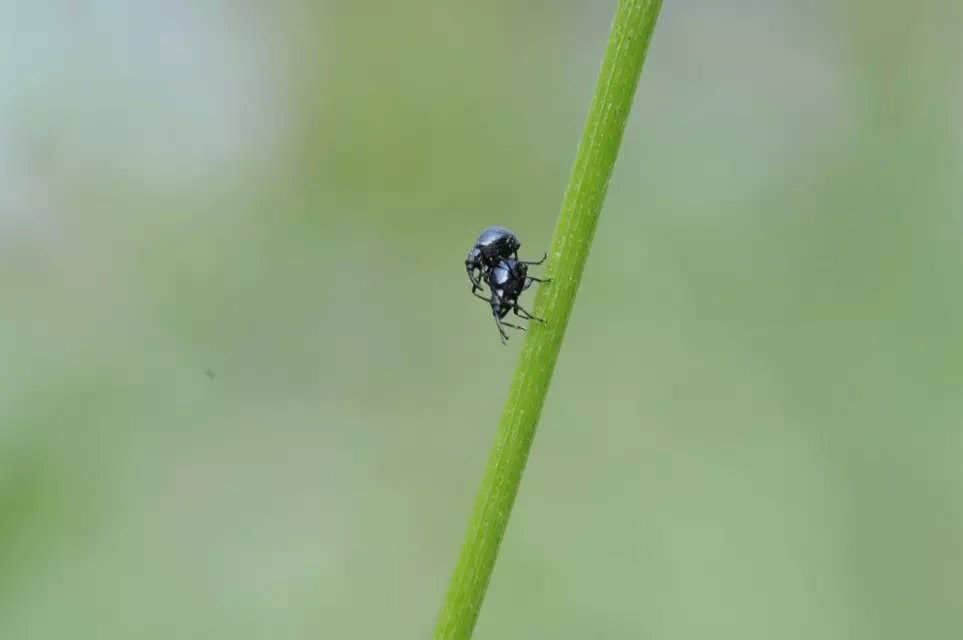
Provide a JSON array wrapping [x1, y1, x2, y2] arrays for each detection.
[[479, 258, 552, 344], [205, 368, 216, 379], [465, 226, 523, 294]]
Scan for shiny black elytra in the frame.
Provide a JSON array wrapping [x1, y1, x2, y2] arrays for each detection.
[[478, 258, 552, 344], [465, 226, 523, 293]]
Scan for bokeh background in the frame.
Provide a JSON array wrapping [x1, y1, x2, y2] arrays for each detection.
[[2, 1, 962, 638]]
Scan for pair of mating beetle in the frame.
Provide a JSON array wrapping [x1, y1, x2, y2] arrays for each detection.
[[465, 226, 551, 344]]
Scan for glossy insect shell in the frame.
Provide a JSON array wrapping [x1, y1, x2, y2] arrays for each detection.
[[488, 258, 530, 318], [465, 226, 521, 290], [473, 226, 520, 267]]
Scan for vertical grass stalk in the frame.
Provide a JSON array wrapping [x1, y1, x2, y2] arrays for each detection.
[[435, 2, 663, 637]]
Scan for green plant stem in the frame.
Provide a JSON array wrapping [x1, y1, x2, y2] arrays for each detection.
[[434, 2, 663, 638]]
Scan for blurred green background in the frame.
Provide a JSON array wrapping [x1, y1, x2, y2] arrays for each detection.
[[2, 1, 962, 638]]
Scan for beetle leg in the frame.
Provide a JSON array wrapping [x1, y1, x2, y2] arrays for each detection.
[[519, 253, 547, 266], [523, 275, 551, 292], [513, 303, 545, 324], [467, 267, 484, 290], [472, 288, 490, 302], [492, 313, 510, 344]]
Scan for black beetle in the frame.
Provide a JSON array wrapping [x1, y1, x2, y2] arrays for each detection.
[[481, 258, 552, 344], [465, 226, 546, 297]]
